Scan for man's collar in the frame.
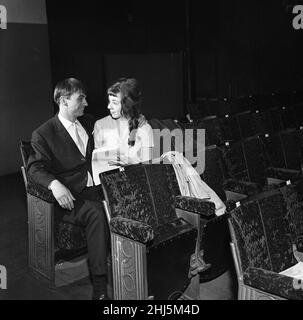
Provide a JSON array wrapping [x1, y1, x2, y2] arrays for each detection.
[[58, 113, 77, 129]]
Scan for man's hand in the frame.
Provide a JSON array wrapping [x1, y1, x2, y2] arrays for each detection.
[[49, 179, 75, 210]]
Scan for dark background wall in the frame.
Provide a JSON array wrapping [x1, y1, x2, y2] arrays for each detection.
[[46, 0, 187, 119], [191, 0, 303, 98], [46, 0, 303, 108], [0, 0, 53, 175]]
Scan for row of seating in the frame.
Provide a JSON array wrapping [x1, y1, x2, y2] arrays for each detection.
[[185, 95, 303, 300], [20, 104, 303, 299], [188, 96, 303, 299], [20, 141, 228, 300], [181, 103, 303, 146], [149, 100, 303, 300], [201, 132, 303, 202], [148, 117, 303, 198], [187, 91, 303, 119]]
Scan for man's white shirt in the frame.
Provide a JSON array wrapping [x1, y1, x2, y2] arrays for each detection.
[[58, 113, 94, 187]]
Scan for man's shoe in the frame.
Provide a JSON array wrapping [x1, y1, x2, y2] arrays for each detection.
[[91, 274, 108, 300], [92, 293, 109, 300]]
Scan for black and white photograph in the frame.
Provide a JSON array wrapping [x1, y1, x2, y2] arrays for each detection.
[[1, 0, 303, 305]]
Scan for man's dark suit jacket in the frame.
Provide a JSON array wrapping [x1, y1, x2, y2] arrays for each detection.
[[27, 113, 96, 195]]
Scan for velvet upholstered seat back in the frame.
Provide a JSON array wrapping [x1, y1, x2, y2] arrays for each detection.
[[241, 136, 268, 185], [219, 141, 249, 182], [229, 185, 300, 273], [201, 145, 227, 202], [20, 140, 34, 169], [100, 164, 181, 229]]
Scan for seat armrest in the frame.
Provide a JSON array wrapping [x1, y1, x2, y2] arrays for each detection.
[[110, 216, 154, 244], [225, 199, 236, 212], [244, 267, 303, 300], [266, 167, 301, 181], [223, 178, 262, 196], [174, 195, 215, 217], [27, 178, 56, 203]]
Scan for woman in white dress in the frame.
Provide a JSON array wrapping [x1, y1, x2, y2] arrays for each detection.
[[93, 78, 154, 169]]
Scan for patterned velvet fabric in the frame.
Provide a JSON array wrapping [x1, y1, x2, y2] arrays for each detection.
[[197, 117, 224, 146], [100, 164, 199, 246], [217, 99, 239, 116], [27, 178, 87, 251], [145, 165, 179, 225], [148, 118, 183, 132], [202, 146, 227, 202], [287, 181, 303, 252], [265, 167, 300, 181], [101, 165, 157, 226], [294, 104, 303, 127], [234, 96, 254, 112], [229, 185, 303, 299], [279, 129, 302, 171], [223, 178, 261, 196], [186, 102, 205, 119], [21, 142, 86, 252], [27, 178, 56, 203], [244, 267, 303, 300], [260, 133, 286, 169], [280, 106, 297, 130], [55, 220, 87, 250], [236, 111, 255, 140], [242, 137, 268, 185], [218, 115, 241, 143], [174, 195, 215, 217], [203, 99, 220, 116], [268, 107, 284, 132], [110, 216, 154, 244], [230, 199, 272, 272], [225, 199, 237, 212], [258, 190, 297, 272], [296, 129, 303, 160], [251, 111, 273, 136], [164, 163, 182, 196], [230, 187, 298, 273], [219, 143, 249, 182]]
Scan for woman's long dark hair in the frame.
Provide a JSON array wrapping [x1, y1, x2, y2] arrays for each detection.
[[107, 78, 142, 146]]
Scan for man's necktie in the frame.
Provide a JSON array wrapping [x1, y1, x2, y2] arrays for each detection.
[[73, 122, 86, 156]]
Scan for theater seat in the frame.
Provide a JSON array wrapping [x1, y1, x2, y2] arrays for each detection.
[[228, 183, 303, 300], [19, 141, 89, 287], [100, 163, 224, 300]]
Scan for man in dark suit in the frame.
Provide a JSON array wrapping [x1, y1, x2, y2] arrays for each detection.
[[27, 78, 109, 300]]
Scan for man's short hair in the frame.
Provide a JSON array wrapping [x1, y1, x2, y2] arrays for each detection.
[[54, 78, 86, 106]]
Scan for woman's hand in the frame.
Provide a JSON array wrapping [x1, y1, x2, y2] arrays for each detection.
[[108, 155, 128, 167], [108, 160, 127, 167], [108, 154, 139, 166]]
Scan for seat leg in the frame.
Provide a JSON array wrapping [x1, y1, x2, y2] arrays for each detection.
[[181, 274, 200, 300], [111, 233, 149, 300], [28, 194, 55, 282]]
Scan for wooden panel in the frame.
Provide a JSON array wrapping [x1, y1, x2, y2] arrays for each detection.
[[239, 285, 285, 300], [28, 194, 54, 281], [111, 233, 148, 300]]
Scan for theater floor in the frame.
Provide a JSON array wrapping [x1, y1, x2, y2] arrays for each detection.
[[0, 173, 237, 300]]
